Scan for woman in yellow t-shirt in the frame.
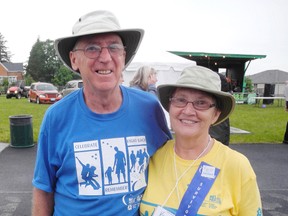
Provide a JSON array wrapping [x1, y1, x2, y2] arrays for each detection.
[[140, 66, 262, 216]]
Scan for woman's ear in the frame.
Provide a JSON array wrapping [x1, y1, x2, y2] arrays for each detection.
[[211, 109, 221, 125]]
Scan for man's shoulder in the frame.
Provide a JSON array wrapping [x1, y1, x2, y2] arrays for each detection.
[[123, 85, 158, 102]]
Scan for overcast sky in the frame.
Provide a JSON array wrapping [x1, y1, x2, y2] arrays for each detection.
[[1, 0, 287, 75]]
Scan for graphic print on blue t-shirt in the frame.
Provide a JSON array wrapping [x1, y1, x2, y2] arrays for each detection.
[[74, 136, 149, 196]]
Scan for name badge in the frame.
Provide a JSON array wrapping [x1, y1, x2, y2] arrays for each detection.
[[201, 164, 216, 178], [153, 206, 175, 216]]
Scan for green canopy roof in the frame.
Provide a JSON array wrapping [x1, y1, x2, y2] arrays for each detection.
[[168, 51, 266, 68]]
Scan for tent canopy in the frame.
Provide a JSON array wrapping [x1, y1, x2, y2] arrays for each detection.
[[168, 51, 266, 69], [168, 51, 266, 93]]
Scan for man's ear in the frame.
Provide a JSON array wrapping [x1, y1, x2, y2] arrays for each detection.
[[70, 51, 79, 71]]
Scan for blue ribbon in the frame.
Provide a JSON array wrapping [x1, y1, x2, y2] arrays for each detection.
[[176, 161, 220, 216]]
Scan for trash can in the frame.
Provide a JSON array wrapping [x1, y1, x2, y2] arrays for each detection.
[[9, 115, 34, 148]]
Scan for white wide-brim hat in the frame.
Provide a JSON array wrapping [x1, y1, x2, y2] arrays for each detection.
[[158, 66, 235, 125], [54, 10, 144, 73]]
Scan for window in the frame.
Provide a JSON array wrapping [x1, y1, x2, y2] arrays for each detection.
[[8, 76, 17, 84]]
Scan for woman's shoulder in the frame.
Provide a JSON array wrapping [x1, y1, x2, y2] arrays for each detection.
[[216, 142, 254, 172], [153, 140, 173, 158]]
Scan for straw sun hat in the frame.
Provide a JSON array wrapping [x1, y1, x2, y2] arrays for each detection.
[[157, 66, 235, 125], [54, 10, 144, 73]]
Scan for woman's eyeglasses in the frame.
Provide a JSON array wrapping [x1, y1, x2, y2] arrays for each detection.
[[169, 97, 215, 110]]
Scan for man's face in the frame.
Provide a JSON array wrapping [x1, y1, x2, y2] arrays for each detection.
[[70, 33, 126, 93]]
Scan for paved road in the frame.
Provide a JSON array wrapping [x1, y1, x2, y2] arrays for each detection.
[[231, 143, 288, 216], [0, 144, 35, 216], [0, 143, 287, 215]]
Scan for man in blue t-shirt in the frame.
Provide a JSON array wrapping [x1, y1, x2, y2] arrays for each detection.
[[32, 10, 172, 216]]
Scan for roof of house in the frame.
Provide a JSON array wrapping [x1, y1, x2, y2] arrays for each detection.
[[1, 62, 24, 72], [247, 69, 288, 84]]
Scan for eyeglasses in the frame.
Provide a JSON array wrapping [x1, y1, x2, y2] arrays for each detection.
[[169, 97, 216, 110], [73, 44, 126, 59]]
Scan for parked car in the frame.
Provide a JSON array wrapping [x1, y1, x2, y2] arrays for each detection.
[[28, 82, 62, 104], [61, 80, 83, 97], [6, 86, 24, 99], [6, 80, 29, 99]]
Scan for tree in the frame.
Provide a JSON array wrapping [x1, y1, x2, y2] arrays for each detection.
[[26, 38, 62, 83], [24, 74, 35, 86], [244, 77, 254, 93], [42, 39, 62, 82], [0, 33, 12, 62], [2, 77, 9, 93], [53, 65, 81, 86], [26, 38, 46, 81]]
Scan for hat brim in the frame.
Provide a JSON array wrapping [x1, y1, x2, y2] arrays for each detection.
[[157, 83, 235, 125], [54, 29, 144, 73]]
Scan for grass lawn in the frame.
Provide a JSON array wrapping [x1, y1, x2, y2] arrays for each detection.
[[230, 101, 287, 144], [0, 95, 287, 144], [0, 95, 49, 143]]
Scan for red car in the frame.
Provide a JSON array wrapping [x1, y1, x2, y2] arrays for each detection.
[[28, 82, 62, 104], [6, 86, 23, 99]]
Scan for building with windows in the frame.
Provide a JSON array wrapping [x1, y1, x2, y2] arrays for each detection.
[[0, 62, 24, 84], [247, 69, 288, 97]]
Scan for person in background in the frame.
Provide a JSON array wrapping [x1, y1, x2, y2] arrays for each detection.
[[283, 122, 288, 144], [140, 66, 262, 216], [31, 10, 171, 216], [284, 80, 288, 112], [283, 81, 288, 144], [209, 73, 231, 145], [129, 65, 158, 95]]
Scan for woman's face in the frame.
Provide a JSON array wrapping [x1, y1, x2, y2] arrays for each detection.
[[148, 72, 158, 85], [169, 88, 221, 139]]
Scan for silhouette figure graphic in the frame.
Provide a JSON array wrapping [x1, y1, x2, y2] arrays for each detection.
[[105, 166, 113, 184], [113, 147, 126, 183], [130, 150, 136, 172], [76, 157, 101, 190], [137, 148, 149, 173]]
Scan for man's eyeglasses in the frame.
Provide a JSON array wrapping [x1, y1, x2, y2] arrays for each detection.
[[73, 44, 126, 59], [169, 97, 216, 110]]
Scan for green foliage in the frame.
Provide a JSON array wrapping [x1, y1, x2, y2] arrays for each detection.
[[26, 38, 46, 81], [24, 74, 35, 86], [42, 39, 62, 83], [244, 77, 253, 93], [1, 77, 9, 93], [52, 65, 81, 86], [2, 77, 9, 87], [3, 35, 77, 87], [0, 32, 12, 62], [26, 38, 62, 83], [0, 78, 8, 93]]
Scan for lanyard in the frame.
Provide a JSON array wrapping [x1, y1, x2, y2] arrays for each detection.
[[161, 137, 211, 208]]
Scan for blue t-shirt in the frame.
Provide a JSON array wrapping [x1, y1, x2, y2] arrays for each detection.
[[32, 85, 172, 215]]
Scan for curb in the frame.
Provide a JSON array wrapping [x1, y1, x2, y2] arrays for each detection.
[[0, 143, 9, 153]]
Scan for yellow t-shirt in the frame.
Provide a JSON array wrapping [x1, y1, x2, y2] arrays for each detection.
[[140, 140, 262, 216]]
